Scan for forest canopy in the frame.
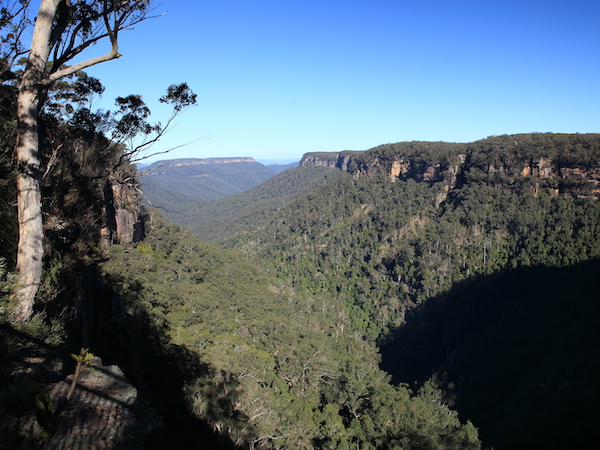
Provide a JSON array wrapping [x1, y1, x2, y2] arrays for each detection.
[[100, 211, 481, 449], [1, 5, 598, 445]]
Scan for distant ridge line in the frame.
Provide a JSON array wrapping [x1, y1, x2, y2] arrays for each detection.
[[152, 157, 256, 167]]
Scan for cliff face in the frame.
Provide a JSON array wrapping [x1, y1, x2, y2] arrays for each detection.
[[300, 152, 361, 171], [153, 157, 257, 167], [103, 177, 145, 247], [300, 134, 600, 198]]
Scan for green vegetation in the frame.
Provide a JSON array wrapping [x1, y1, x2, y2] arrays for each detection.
[[99, 133, 600, 449], [209, 134, 600, 343], [0, 376, 59, 448], [66, 348, 95, 400], [172, 133, 599, 449], [101, 211, 480, 449], [4, 81, 599, 450], [3, 20, 599, 447], [241, 172, 600, 341], [177, 166, 344, 245], [2, 3, 597, 447], [140, 158, 278, 214], [381, 259, 600, 450]]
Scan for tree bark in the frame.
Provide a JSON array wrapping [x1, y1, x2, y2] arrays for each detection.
[[12, 0, 146, 321], [13, 0, 61, 321]]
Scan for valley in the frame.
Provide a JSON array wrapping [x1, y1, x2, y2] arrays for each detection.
[[2, 3, 597, 449], [139, 133, 600, 449], [2, 132, 599, 449]]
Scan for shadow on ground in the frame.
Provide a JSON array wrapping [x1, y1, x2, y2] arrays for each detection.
[[380, 259, 600, 450]]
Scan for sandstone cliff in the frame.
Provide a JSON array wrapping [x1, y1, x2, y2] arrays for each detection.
[[152, 157, 257, 167], [300, 134, 600, 198], [103, 177, 145, 246]]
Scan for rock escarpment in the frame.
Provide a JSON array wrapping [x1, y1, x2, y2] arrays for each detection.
[[300, 134, 600, 198], [156, 157, 257, 166], [3, 355, 160, 450], [103, 178, 145, 246]]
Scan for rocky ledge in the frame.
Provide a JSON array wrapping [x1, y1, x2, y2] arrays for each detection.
[[4, 356, 161, 450]]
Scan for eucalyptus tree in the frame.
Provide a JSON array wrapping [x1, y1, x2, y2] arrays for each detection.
[[1, 0, 192, 321]]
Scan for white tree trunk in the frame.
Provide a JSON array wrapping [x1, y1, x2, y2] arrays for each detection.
[[13, 0, 61, 321], [12, 0, 144, 321]]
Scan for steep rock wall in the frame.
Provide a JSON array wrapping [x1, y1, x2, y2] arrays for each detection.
[[300, 135, 600, 199], [103, 178, 145, 246], [160, 157, 257, 167]]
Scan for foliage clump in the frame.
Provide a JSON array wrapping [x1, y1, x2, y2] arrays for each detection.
[[102, 210, 481, 449], [223, 134, 600, 342], [189, 133, 600, 449]]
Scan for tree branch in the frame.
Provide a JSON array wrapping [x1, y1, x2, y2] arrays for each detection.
[[47, 1, 164, 83], [46, 49, 121, 84]]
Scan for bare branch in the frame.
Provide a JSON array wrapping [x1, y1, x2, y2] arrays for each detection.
[[42, 142, 63, 178], [46, 2, 164, 83], [129, 137, 204, 163], [46, 47, 121, 83], [0, 0, 33, 71], [109, 83, 198, 163]]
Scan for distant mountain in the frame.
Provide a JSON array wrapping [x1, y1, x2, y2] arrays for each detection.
[[175, 165, 342, 244], [265, 161, 298, 173], [139, 157, 277, 213]]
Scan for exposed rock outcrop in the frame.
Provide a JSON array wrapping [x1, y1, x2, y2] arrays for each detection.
[[154, 157, 256, 167], [10, 359, 161, 450], [300, 135, 600, 199], [103, 179, 145, 246], [300, 151, 361, 171]]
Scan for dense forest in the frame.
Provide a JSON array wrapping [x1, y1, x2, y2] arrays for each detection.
[[0, 133, 480, 448], [1, 3, 598, 449], [100, 213, 480, 448], [176, 166, 343, 245], [4, 89, 599, 449], [140, 158, 279, 215], [171, 133, 600, 449], [0, 5, 478, 448], [2, 59, 600, 449]]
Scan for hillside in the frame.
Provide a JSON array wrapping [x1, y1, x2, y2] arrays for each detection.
[[176, 166, 343, 245], [140, 157, 278, 214], [380, 259, 600, 450], [206, 133, 600, 449], [3, 130, 600, 449], [1, 118, 480, 448], [236, 133, 600, 339], [99, 211, 480, 449]]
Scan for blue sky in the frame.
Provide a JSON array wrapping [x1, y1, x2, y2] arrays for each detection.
[[83, 0, 600, 163]]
